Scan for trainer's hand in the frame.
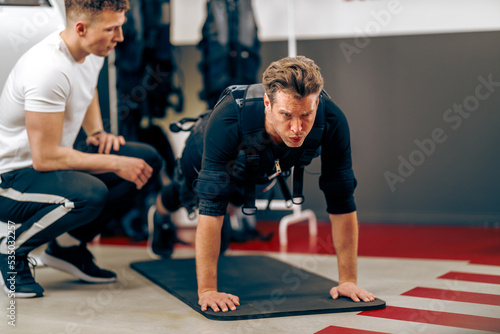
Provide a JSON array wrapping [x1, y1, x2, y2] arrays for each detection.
[[116, 156, 153, 189], [86, 131, 126, 154], [330, 282, 375, 303], [199, 290, 240, 312]]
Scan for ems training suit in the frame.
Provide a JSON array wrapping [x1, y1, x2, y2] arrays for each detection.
[[160, 85, 357, 217]]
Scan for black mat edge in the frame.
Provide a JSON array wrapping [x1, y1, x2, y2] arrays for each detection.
[[198, 299, 386, 321]]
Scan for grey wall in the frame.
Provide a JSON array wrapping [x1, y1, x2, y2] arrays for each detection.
[[283, 32, 500, 224], [170, 31, 500, 225]]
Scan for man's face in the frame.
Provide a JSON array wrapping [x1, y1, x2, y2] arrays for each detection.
[[83, 10, 126, 57], [264, 91, 319, 148]]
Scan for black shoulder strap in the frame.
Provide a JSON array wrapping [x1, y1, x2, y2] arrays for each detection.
[[240, 84, 266, 215], [240, 83, 266, 135]]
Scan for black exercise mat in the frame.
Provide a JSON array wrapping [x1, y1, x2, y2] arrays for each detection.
[[130, 255, 385, 320]]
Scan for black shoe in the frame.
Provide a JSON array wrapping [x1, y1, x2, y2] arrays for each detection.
[[0, 253, 44, 298], [40, 241, 116, 283], [147, 205, 177, 259]]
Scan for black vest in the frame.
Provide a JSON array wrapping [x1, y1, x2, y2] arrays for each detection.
[[171, 84, 327, 214]]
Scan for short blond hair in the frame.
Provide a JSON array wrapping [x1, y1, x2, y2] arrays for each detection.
[[262, 56, 324, 104], [65, 0, 130, 24]]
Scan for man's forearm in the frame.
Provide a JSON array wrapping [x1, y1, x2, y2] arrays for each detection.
[[82, 90, 104, 136], [31, 145, 121, 174], [329, 211, 359, 284], [26, 108, 119, 173], [196, 214, 224, 296]]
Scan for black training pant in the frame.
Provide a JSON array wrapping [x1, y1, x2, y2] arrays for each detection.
[[0, 142, 162, 256]]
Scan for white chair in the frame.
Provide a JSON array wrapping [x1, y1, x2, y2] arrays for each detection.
[[256, 198, 317, 252]]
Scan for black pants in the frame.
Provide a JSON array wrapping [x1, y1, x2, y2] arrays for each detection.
[[0, 142, 162, 256]]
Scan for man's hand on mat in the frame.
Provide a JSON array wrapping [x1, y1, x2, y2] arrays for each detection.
[[199, 291, 240, 312], [330, 282, 376, 303]]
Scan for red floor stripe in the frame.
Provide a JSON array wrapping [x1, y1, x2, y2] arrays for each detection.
[[315, 326, 388, 334], [402, 287, 500, 306], [100, 222, 500, 266], [359, 305, 500, 332], [438, 271, 500, 284]]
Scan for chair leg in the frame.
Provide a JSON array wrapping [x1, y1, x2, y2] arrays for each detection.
[[279, 205, 317, 252]]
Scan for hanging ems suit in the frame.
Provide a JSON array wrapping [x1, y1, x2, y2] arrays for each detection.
[[112, 0, 183, 240], [198, 0, 261, 108], [114, 0, 181, 177]]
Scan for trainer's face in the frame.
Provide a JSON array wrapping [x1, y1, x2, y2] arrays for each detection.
[[83, 10, 126, 57], [264, 91, 319, 147]]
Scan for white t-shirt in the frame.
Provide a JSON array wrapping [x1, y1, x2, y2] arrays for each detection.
[[0, 31, 104, 175]]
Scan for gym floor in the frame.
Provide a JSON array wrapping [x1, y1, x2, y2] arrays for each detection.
[[1, 220, 499, 334]]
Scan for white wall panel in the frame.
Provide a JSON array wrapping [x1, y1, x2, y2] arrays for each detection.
[[171, 0, 500, 45]]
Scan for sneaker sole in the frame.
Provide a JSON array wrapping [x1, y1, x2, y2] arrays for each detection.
[[146, 205, 161, 260], [0, 270, 43, 298], [40, 252, 116, 284]]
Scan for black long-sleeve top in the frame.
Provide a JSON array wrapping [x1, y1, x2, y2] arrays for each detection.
[[181, 86, 357, 217]]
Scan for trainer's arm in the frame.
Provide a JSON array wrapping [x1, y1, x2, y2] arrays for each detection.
[[26, 110, 151, 189], [329, 211, 375, 302], [82, 90, 126, 154], [196, 214, 240, 312]]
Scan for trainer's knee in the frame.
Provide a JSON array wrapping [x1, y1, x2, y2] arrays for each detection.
[[121, 142, 163, 171], [76, 177, 109, 210]]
